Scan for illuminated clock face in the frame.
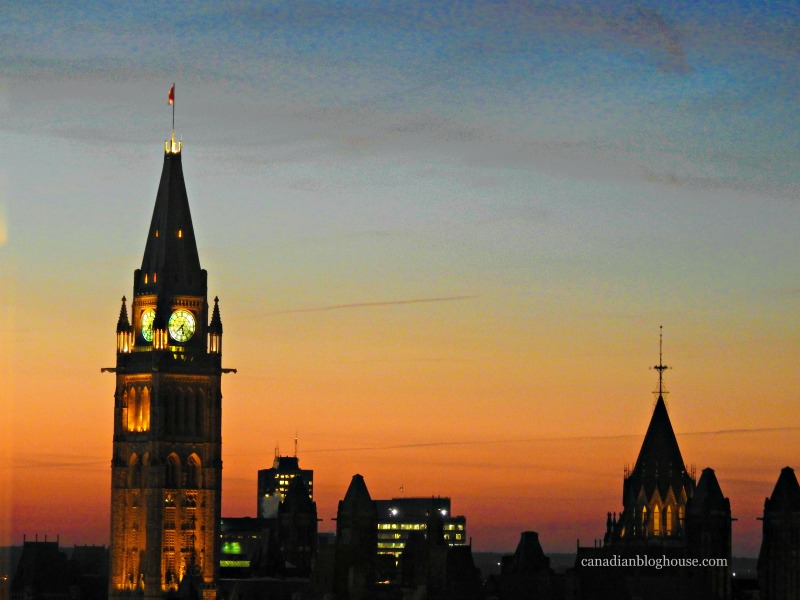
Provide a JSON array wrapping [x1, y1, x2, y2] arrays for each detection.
[[168, 309, 196, 342], [141, 309, 156, 342]]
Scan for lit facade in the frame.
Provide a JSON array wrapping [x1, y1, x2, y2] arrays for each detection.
[[375, 497, 467, 559], [108, 134, 225, 600], [257, 455, 313, 518]]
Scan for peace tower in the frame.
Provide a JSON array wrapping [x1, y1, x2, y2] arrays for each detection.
[[107, 132, 226, 600]]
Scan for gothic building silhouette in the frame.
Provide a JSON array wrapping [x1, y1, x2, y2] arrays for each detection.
[[107, 133, 225, 600], [572, 335, 733, 600], [758, 466, 800, 600]]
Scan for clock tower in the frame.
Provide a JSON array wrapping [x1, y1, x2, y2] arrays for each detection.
[[108, 133, 225, 600]]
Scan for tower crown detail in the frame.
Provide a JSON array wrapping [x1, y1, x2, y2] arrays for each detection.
[[135, 143, 206, 300]]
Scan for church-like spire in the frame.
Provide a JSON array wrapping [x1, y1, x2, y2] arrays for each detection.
[[134, 140, 205, 299], [116, 296, 133, 354], [116, 296, 130, 332], [615, 329, 695, 541], [627, 330, 689, 500], [208, 296, 223, 354]]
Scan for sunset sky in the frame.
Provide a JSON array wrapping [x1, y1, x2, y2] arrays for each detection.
[[2, 0, 799, 557]]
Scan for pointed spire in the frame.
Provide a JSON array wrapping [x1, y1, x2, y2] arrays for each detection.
[[135, 143, 205, 299], [625, 330, 691, 503], [689, 467, 729, 515], [116, 296, 133, 354], [209, 297, 222, 333], [340, 474, 374, 513], [281, 477, 315, 514], [208, 296, 223, 354], [765, 467, 800, 512], [116, 296, 130, 332]]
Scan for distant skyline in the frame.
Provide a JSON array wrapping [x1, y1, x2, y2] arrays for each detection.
[[2, 0, 799, 557]]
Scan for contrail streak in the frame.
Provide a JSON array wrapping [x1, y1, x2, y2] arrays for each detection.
[[300, 426, 800, 454], [268, 295, 476, 315]]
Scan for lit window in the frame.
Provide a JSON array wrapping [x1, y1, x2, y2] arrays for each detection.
[[666, 505, 673, 535], [178, 229, 183, 238], [653, 505, 661, 535]]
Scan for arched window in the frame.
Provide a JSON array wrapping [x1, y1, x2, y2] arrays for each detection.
[[140, 387, 151, 432], [176, 389, 185, 435], [195, 390, 205, 436], [653, 505, 661, 535], [665, 505, 673, 535], [641, 505, 648, 531], [129, 454, 141, 488], [185, 388, 195, 436], [165, 387, 176, 436], [186, 455, 201, 489], [127, 388, 138, 432], [166, 454, 181, 488]]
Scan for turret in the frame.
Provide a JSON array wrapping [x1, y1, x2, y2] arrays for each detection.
[[208, 297, 223, 354], [116, 297, 133, 354]]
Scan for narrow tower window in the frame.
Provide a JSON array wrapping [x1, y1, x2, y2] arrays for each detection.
[[653, 504, 661, 535], [665, 505, 673, 535]]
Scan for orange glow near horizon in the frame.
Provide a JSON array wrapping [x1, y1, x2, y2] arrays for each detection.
[[2, 278, 798, 559]]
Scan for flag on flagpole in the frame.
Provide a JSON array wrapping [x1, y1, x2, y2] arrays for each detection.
[[168, 84, 175, 105]]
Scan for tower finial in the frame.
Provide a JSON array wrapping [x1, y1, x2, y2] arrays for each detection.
[[651, 325, 671, 400], [165, 84, 182, 154]]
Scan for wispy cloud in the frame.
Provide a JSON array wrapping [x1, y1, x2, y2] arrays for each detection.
[[267, 295, 476, 315]]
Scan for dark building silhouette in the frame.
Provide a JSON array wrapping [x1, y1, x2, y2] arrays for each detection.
[[278, 477, 318, 577], [686, 468, 732, 598], [758, 466, 800, 600], [257, 454, 314, 518], [375, 497, 467, 561], [108, 133, 226, 600], [487, 531, 558, 600], [334, 475, 378, 600], [219, 517, 268, 577], [219, 479, 317, 581], [10, 540, 108, 600], [11, 540, 69, 600], [397, 510, 483, 600]]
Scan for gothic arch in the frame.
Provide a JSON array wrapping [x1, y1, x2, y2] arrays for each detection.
[[128, 453, 141, 488], [185, 388, 196, 435], [186, 454, 201, 489], [195, 389, 205, 435], [140, 386, 151, 432], [127, 387, 138, 432], [165, 453, 181, 489], [165, 386, 176, 436], [653, 504, 661, 535], [176, 388, 185, 435], [665, 504, 674, 535]]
